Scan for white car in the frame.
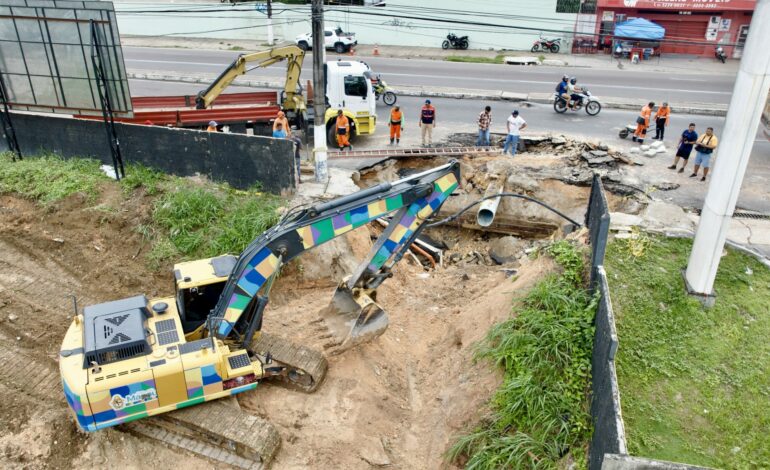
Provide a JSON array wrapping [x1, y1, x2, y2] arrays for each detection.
[[295, 28, 357, 53]]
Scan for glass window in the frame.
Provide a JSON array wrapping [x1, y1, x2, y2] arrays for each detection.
[[343, 75, 367, 97], [556, 0, 596, 13], [324, 31, 333, 37]]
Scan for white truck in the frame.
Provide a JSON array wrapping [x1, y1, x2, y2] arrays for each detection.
[[296, 28, 357, 54], [322, 60, 376, 143]]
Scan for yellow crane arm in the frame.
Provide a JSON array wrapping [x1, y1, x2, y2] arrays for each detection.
[[195, 45, 306, 110]]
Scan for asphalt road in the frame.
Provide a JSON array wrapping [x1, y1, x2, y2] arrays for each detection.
[[128, 78, 769, 213], [123, 46, 737, 105]]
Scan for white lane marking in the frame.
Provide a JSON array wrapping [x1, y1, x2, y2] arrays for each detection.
[[669, 78, 708, 82], [125, 59, 731, 95]]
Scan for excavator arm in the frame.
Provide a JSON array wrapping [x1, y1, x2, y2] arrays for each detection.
[[195, 45, 306, 111], [207, 161, 461, 351]]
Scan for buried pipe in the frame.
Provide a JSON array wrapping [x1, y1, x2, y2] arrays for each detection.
[[477, 179, 504, 228]]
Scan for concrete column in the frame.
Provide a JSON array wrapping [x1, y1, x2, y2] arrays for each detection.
[[684, 0, 770, 302]]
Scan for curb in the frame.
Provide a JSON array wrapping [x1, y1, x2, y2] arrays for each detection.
[[127, 71, 727, 117]]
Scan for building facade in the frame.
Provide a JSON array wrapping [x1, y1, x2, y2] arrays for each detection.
[[595, 0, 756, 57]]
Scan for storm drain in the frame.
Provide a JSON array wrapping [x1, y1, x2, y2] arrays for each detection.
[[692, 209, 770, 220]]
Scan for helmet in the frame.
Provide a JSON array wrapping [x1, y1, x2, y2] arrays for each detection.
[[570, 77, 577, 84], [562, 74, 569, 81]]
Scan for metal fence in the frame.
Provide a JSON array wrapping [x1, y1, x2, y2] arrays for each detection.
[[585, 174, 628, 470]]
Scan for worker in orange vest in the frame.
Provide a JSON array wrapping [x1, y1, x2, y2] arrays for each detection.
[[632, 102, 654, 144], [273, 110, 291, 137], [207, 120, 218, 132], [335, 109, 352, 151], [389, 105, 403, 145], [653, 102, 670, 140]]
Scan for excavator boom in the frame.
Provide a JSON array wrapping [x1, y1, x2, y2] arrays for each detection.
[[195, 45, 305, 112]]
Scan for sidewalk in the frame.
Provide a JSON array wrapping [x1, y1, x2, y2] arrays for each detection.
[[126, 70, 728, 117], [122, 35, 741, 76]]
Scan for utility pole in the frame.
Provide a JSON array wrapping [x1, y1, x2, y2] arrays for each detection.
[[266, 0, 273, 46], [311, 0, 328, 182], [684, 0, 770, 305]]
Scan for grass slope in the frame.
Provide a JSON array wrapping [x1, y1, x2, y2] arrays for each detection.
[[450, 241, 595, 469], [445, 54, 506, 64], [605, 235, 770, 468], [0, 153, 282, 267]]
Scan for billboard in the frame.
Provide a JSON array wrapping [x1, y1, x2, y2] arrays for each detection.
[[597, 0, 756, 10], [0, 0, 132, 116]]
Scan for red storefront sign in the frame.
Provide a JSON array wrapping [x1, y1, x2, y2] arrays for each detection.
[[597, 0, 755, 10]]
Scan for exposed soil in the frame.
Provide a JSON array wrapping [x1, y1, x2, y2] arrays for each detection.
[[0, 179, 561, 469]]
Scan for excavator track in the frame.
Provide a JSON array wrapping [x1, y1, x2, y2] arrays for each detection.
[[250, 331, 328, 393], [125, 399, 280, 470]]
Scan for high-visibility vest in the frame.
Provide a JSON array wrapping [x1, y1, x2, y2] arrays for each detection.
[[390, 110, 402, 125], [421, 106, 435, 124]]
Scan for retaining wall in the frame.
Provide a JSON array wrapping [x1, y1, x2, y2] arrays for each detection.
[[1, 112, 296, 194]]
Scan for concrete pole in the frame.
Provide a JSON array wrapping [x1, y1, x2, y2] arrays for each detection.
[[684, 0, 770, 302], [311, 0, 328, 182], [266, 0, 274, 46]]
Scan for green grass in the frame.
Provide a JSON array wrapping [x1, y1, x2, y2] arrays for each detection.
[[0, 152, 108, 203], [449, 241, 595, 469], [149, 182, 281, 264], [119, 162, 167, 195], [605, 235, 770, 468], [445, 54, 505, 64]]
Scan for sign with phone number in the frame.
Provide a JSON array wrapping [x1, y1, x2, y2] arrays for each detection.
[[597, 0, 755, 10]]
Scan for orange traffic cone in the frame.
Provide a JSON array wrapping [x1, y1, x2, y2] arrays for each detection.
[[373, 44, 380, 56]]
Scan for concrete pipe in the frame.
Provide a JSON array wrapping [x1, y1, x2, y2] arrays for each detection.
[[477, 180, 503, 228]]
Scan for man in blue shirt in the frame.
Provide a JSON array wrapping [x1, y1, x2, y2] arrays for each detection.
[[555, 75, 569, 97], [272, 122, 287, 138], [668, 123, 698, 173]]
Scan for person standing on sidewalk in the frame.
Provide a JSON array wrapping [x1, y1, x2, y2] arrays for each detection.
[[477, 106, 492, 146], [633, 102, 654, 144], [273, 110, 291, 137], [690, 127, 718, 182], [335, 109, 352, 151], [389, 106, 403, 145], [503, 110, 527, 157], [654, 102, 670, 140], [419, 99, 436, 146], [668, 123, 698, 173]]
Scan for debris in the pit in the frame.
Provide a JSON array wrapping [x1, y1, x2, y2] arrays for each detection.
[[375, 218, 443, 269], [581, 150, 616, 167], [488, 236, 524, 265]]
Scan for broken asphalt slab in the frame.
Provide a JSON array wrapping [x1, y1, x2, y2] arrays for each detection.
[[126, 71, 728, 117]]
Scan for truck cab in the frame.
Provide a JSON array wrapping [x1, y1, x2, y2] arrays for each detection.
[[324, 60, 376, 142]]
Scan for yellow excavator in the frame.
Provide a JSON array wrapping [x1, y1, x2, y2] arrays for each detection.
[[59, 162, 460, 467], [194, 45, 377, 142]]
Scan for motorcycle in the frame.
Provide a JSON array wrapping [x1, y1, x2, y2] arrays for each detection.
[[715, 46, 727, 63], [553, 90, 602, 116], [531, 37, 561, 53], [370, 74, 397, 106], [442, 33, 469, 50]]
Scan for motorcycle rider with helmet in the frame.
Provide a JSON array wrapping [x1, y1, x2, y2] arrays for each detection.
[[567, 77, 584, 109], [555, 75, 569, 101]]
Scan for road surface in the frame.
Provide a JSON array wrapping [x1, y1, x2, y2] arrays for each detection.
[[123, 46, 737, 105]]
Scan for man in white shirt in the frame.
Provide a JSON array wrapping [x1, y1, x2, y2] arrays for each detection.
[[503, 110, 527, 157]]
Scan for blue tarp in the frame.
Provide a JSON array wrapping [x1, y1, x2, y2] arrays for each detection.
[[613, 18, 665, 40]]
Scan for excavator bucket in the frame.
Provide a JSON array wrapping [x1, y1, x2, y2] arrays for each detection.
[[317, 283, 388, 354]]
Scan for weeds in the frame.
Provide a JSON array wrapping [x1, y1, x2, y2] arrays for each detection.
[[150, 182, 281, 264], [606, 236, 770, 467], [450, 241, 595, 469], [119, 163, 167, 195], [0, 152, 107, 203], [445, 54, 505, 64]]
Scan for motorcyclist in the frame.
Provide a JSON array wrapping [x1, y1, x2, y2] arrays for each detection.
[[567, 77, 584, 109], [555, 75, 569, 100]]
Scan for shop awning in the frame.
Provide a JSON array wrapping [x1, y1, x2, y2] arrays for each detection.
[[613, 18, 665, 40]]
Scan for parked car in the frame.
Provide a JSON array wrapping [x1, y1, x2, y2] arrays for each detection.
[[296, 27, 357, 53]]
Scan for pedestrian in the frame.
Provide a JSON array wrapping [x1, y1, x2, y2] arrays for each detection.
[[503, 110, 527, 157], [690, 127, 718, 182], [477, 105, 492, 146], [654, 102, 670, 140], [632, 102, 654, 144], [272, 122, 287, 138], [273, 110, 291, 137], [668, 123, 698, 173], [207, 120, 218, 132], [419, 99, 436, 146], [335, 109, 352, 151], [389, 105, 403, 145]]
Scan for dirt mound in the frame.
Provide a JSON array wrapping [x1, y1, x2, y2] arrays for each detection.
[[0, 184, 557, 469]]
